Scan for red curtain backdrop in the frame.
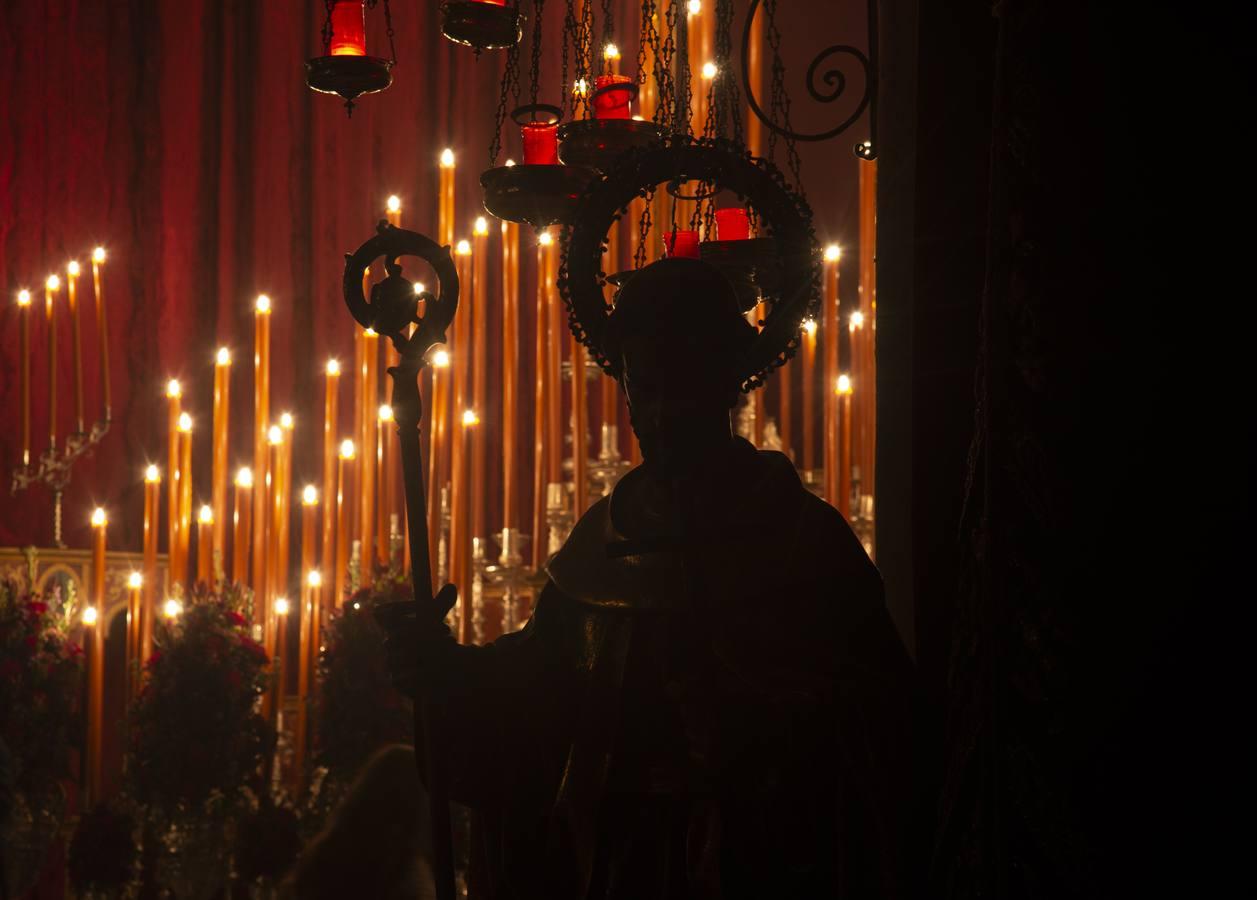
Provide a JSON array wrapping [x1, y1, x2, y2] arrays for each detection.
[[0, 0, 860, 552]]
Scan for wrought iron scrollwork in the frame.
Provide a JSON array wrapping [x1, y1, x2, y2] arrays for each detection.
[[740, 0, 878, 155]]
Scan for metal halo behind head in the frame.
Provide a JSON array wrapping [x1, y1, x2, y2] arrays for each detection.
[[342, 222, 460, 366], [558, 135, 820, 392]]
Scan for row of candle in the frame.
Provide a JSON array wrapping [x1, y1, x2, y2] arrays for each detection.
[[13, 248, 112, 466]]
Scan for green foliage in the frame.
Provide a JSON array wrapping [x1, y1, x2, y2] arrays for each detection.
[[127, 583, 274, 814], [0, 579, 83, 798]]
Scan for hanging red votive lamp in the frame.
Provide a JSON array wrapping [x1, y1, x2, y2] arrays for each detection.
[[330, 0, 367, 56], [593, 75, 633, 120], [521, 122, 559, 165], [664, 230, 701, 259], [714, 207, 750, 241]]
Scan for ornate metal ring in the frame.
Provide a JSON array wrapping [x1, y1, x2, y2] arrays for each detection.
[[509, 103, 563, 127]]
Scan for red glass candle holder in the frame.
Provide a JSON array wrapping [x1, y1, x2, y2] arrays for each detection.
[[714, 207, 750, 241], [330, 1, 367, 56], [663, 230, 701, 259], [593, 75, 633, 120], [475, 0, 508, 5], [521, 122, 559, 165]]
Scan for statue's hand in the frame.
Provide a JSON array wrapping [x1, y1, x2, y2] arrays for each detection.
[[374, 583, 459, 700]]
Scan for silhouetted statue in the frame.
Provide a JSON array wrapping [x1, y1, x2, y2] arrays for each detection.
[[385, 258, 916, 898]]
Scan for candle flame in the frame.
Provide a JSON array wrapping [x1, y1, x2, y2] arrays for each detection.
[[67, 260, 81, 277], [604, 43, 620, 60], [91, 507, 107, 527], [824, 244, 841, 262], [280, 411, 294, 429], [46, 274, 60, 291], [275, 597, 290, 616], [431, 348, 451, 368], [17, 290, 31, 307], [413, 281, 426, 295], [128, 571, 143, 589], [92, 247, 107, 263], [456, 239, 471, 256], [440, 147, 455, 167], [462, 409, 480, 427], [538, 231, 553, 247], [145, 464, 161, 483], [308, 569, 323, 587], [364, 326, 377, 336], [688, 0, 701, 14], [255, 294, 272, 313], [164, 598, 182, 618], [166, 379, 181, 398], [378, 404, 394, 422], [702, 61, 718, 79], [82, 606, 99, 626], [326, 358, 341, 376], [198, 504, 213, 524], [837, 374, 853, 395], [802, 318, 818, 336], [268, 424, 283, 445], [339, 439, 356, 459], [386, 194, 401, 213], [178, 412, 192, 432], [849, 310, 865, 329], [573, 78, 589, 97], [474, 216, 489, 236], [302, 484, 318, 505], [216, 346, 231, 365], [236, 467, 254, 488], [504, 158, 517, 167]]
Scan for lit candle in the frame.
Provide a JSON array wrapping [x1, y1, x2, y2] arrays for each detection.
[[801, 318, 818, 473], [858, 160, 878, 511], [141, 465, 160, 664], [279, 414, 295, 591], [594, 74, 633, 119], [601, 218, 620, 438], [822, 245, 841, 507], [663, 230, 700, 259], [44, 275, 59, 451], [233, 467, 254, 584], [714, 207, 750, 241], [212, 348, 231, 565], [377, 405, 394, 566], [321, 361, 340, 597], [86, 507, 107, 805], [532, 232, 551, 569], [298, 486, 318, 741], [571, 333, 588, 517], [427, 350, 450, 580], [751, 299, 767, 446], [521, 122, 559, 165], [166, 380, 182, 581], [91, 248, 111, 422], [451, 410, 478, 642], [273, 596, 290, 723], [329, 0, 366, 56], [439, 148, 456, 249], [295, 567, 322, 789], [267, 424, 286, 621], [472, 218, 489, 542], [197, 504, 214, 585], [837, 374, 853, 517], [334, 439, 355, 606], [358, 331, 378, 586], [16, 291, 31, 466], [502, 220, 520, 531], [177, 412, 194, 588], [603, 41, 621, 75], [66, 261, 85, 434], [252, 295, 271, 610], [386, 194, 401, 229]]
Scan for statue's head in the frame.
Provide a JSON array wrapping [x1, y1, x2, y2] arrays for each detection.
[[603, 258, 755, 474]]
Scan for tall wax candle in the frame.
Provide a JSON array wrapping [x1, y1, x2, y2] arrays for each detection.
[[472, 218, 489, 541], [91, 248, 111, 421], [177, 413, 193, 587], [212, 348, 232, 561], [86, 508, 107, 804], [166, 380, 181, 575], [801, 319, 817, 472], [439, 148, 456, 249], [126, 572, 143, 700], [334, 440, 355, 606], [857, 159, 878, 512], [197, 505, 214, 585], [571, 334, 588, 517], [267, 425, 285, 621], [532, 232, 551, 569], [321, 361, 341, 598], [502, 220, 520, 530], [44, 275, 59, 451], [234, 468, 254, 584], [822, 245, 841, 507], [358, 331, 378, 585], [16, 291, 31, 466], [296, 486, 318, 787], [278, 414, 295, 594], [427, 350, 450, 583], [66, 262, 84, 434], [252, 296, 272, 609], [600, 222, 619, 436], [377, 405, 393, 566], [838, 375, 853, 517], [751, 300, 767, 446], [142, 465, 160, 665]]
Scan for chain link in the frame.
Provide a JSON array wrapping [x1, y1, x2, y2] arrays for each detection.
[[600, 0, 614, 75], [321, 0, 335, 54], [765, 0, 803, 189], [529, 0, 546, 108], [561, 0, 575, 119], [490, 41, 522, 166]]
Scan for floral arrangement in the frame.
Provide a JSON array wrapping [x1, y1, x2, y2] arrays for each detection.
[[314, 570, 413, 782], [67, 801, 138, 896], [127, 582, 274, 816], [0, 578, 83, 800]]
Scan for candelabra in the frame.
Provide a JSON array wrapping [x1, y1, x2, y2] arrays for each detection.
[[11, 421, 111, 548]]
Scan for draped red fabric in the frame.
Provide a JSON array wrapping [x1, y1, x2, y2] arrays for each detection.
[[0, 0, 856, 552]]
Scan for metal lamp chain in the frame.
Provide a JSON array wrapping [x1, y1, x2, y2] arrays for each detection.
[[490, 41, 522, 165], [562, 0, 575, 119], [765, 0, 803, 189], [529, 0, 546, 108], [322, 0, 335, 54]]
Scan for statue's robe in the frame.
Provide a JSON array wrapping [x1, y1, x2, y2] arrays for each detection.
[[423, 438, 916, 898]]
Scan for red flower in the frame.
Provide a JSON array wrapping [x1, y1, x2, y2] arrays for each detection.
[[238, 634, 267, 660], [226, 610, 247, 627], [145, 650, 163, 668], [27, 601, 48, 616]]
